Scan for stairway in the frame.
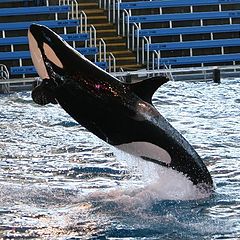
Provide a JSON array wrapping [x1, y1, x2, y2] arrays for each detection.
[[77, 0, 143, 71]]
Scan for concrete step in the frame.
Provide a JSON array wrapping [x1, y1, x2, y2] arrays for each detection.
[[87, 15, 108, 21], [76, 0, 142, 71], [78, 2, 99, 9], [116, 64, 143, 71], [115, 56, 136, 65], [96, 29, 119, 38], [104, 42, 128, 52], [87, 23, 114, 30], [84, 9, 105, 16], [107, 50, 135, 57], [97, 36, 125, 44]]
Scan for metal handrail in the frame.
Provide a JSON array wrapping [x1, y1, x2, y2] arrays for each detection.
[[142, 36, 151, 69], [108, 52, 116, 73], [116, 0, 121, 34], [164, 64, 174, 81], [112, 0, 116, 23], [0, 64, 9, 80], [132, 22, 138, 50], [122, 9, 131, 37], [152, 50, 161, 71], [89, 25, 97, 48], [101, 0, 107, 10], [58, 0, 78, 19], [132, 22, 141, 56], [0, 64, 10, 93], [80, 10, 88, 33], [118, 67, 125, 81], [99, 38, 107, 63], [102, 0, 115, 22]]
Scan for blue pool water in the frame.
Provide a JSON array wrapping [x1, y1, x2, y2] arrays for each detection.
[[0, 79, 239, 239]]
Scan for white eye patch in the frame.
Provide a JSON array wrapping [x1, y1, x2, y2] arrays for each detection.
[[28, 31, 49, 80], [43, 43, 63, 69]]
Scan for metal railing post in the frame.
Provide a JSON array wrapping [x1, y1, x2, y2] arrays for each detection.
[[108, 52, 116, 73], [117, 0, 121, 35], [142, 36, 151, 69], [0, 64, 10, 93], [80, 10, 88, 33], [112, 0, 116, 23], [89, 25, 97, 48], [99, 38, 107, 63]]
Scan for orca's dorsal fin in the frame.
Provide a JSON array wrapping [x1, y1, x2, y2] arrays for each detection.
[[128, 75, 169, 104]]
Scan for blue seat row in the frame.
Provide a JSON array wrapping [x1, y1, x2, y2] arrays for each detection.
[[127, 10, 240, 24], [0, 0, 33, 2], [114, 0, 240, 69], [0, 5, 71, 17], [155, 53, 240, 66], [10, 62, 108, 75], [118, 0, 240, 10], [127, 10, 240, 51], [0, 2, 105, 77], [137, 23, 240, 65], [147, 38, 240, 51], [0, 33, 89, 46], [137, 24, 240, 38], [0, 19, 80, 31], [147, 38, 240, 67], [0, 47, 98, 61]]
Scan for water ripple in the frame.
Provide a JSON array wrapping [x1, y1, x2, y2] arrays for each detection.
[[0, 79, 240, 239]]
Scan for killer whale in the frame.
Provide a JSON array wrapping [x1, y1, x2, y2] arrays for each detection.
[[28, 24, 213, 190]]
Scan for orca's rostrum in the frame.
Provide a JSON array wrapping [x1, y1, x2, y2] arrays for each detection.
[[28, 24, 213, 190]]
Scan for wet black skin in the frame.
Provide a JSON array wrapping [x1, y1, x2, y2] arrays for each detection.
[[30, 24, 213, 189]]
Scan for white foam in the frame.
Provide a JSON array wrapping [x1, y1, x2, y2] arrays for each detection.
[[107, 147, 211, 201]]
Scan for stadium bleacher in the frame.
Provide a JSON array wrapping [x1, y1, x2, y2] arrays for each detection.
[[0, 0, 109, 83], [116, 0, 240, 70], [0, 0, 240, 86]]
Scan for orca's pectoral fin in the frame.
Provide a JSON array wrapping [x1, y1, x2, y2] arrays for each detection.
[[32, 79, 57, 106], [127, 75, 169, 104]]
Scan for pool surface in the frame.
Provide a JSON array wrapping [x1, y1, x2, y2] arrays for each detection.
[[0, 79, 239, 239]]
